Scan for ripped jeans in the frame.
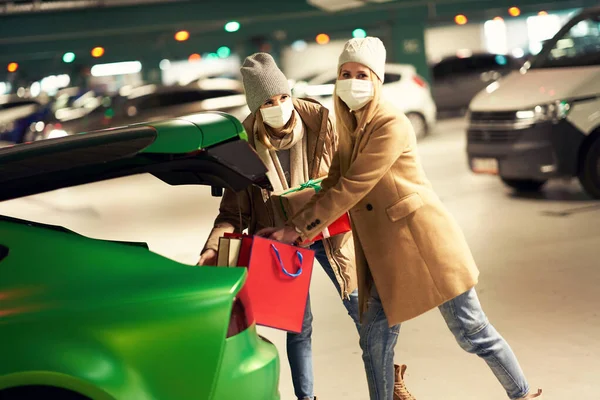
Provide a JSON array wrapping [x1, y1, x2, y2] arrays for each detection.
[[360, 286, 531, 400]]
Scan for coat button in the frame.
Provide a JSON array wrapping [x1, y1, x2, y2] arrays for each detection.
[[315, 219, 321, 225], [366, 204, 373, 211], [307, 225, 312, 231], [311, 222, 317, 228]]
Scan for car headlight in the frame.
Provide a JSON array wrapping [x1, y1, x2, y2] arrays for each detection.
[[516, 100, 571, 124]]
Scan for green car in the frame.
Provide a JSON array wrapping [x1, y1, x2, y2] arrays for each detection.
[[0, 113, 280, 400]]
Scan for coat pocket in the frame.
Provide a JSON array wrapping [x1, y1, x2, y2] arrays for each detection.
[[386, 193, 424, 222]]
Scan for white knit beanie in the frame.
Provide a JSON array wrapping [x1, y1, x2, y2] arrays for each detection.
[[337, 37, 386, 83], [240, 53, 291, 114]]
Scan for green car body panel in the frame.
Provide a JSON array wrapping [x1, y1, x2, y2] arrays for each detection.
[[0, 113, 279, 399], [141, 112, 248, 154]]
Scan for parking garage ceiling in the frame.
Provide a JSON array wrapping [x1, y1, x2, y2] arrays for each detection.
[[1, 0, 392, 15], [0, 0, 597, 80]]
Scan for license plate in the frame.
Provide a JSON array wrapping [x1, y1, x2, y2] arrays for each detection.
[[472, 158, 499, 175]]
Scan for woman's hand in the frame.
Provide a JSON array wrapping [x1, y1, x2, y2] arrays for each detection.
[[256, 226, 301, 245], [197, 249, 217, 266], [256, 227, 279, 238]]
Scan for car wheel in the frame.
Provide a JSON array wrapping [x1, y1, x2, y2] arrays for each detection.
[[500, 177, 547, 192], [578, 136, 600, 199], [406, 113, 427, 140]]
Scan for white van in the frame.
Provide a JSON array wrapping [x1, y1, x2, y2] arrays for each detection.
[[467, 6, 600, 199]]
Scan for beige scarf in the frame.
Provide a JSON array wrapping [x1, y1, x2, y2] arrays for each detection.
[[255, 111, 310, 225]]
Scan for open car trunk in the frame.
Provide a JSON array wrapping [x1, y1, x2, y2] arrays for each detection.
[[0, 112, 272, 202]]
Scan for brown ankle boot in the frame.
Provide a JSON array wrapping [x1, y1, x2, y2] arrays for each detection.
[[517, 389, 542, 399], [394, 364, 416, 400]]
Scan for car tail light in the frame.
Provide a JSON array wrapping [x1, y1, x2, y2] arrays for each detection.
[[226, 284, 255, 338], [412, 75, 428, 89]]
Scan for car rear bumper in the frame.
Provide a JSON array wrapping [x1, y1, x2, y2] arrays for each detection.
[[466, 120, 585, 180], [211, 324, 280, 400]]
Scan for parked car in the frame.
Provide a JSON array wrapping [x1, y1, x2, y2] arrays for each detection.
[[467, 6, 600, 198], [0, 112, 279, 399], [0, 96, 52, 144], [431, 53, 522, 113], [292, 63, 437, 139], [41, 81, 250, 139]]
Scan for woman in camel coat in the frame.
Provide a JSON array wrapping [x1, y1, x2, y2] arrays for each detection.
[[261, 37, 542, 400]]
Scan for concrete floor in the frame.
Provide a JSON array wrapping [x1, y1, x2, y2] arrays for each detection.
[[1, 118, 599, 399]]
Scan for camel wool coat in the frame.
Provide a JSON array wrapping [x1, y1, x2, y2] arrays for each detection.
[[291, 101, 479, 326]]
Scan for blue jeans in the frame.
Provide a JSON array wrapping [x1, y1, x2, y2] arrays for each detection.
[[287, 241, 360, 399], [361, 285, 531, 400]]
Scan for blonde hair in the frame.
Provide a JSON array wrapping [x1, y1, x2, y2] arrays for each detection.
[[333, 68, 382, 142], [254, 104, 298, 150], [332, 69, 381, 173]]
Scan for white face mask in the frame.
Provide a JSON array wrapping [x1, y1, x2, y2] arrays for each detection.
[[336, 79, 374, 111], [260, 98, 294, 129]]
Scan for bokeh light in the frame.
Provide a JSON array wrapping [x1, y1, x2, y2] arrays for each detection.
[[353, 28, 367, 38], [455, 14, 468, 25], [292, 40, 307, 52], [225, 21, 240, 32], [62, 52, 76, 63], [175, 31, 190, 42], [509, 7, 521, 17], [316, 33, 330, 45], [91, 47, 105, 58], [217, 46, 231, 58]]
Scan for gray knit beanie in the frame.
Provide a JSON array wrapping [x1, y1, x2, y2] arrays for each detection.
[[338, 37, 387, 83], [240, 53, 291, 114]]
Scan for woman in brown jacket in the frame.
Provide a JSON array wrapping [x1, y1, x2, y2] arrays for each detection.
[[261, 38, 542, 400], [198, 53, 415, 400]]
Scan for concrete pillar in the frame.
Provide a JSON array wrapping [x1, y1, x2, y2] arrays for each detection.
[[389, 19, 430, 83]]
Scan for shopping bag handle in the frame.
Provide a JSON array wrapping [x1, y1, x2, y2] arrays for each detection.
[[270, 244, 303, 278]]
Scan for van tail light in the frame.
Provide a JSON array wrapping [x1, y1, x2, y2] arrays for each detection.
[[226, 284, 254, 338], [412, 75, 428, 89]]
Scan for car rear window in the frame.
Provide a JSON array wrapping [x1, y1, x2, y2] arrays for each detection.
[[433, 55, 514, 80], [384, 73, 402, 83]]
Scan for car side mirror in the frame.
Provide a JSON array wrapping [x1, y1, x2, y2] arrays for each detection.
[[211, 186, 224, 197]]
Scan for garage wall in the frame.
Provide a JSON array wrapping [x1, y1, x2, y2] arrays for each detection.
[[282, 25, 487, 80], [281, 40, 347, 81], [425, 24, 486, 63]]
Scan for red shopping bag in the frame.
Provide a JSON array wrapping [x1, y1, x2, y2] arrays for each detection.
[[223, 234, 314, 333], [247, 237, 314, 333], [221, 233, 314, 332]]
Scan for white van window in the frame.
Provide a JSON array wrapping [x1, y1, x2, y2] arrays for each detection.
[[534, 15, 600, 68]]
